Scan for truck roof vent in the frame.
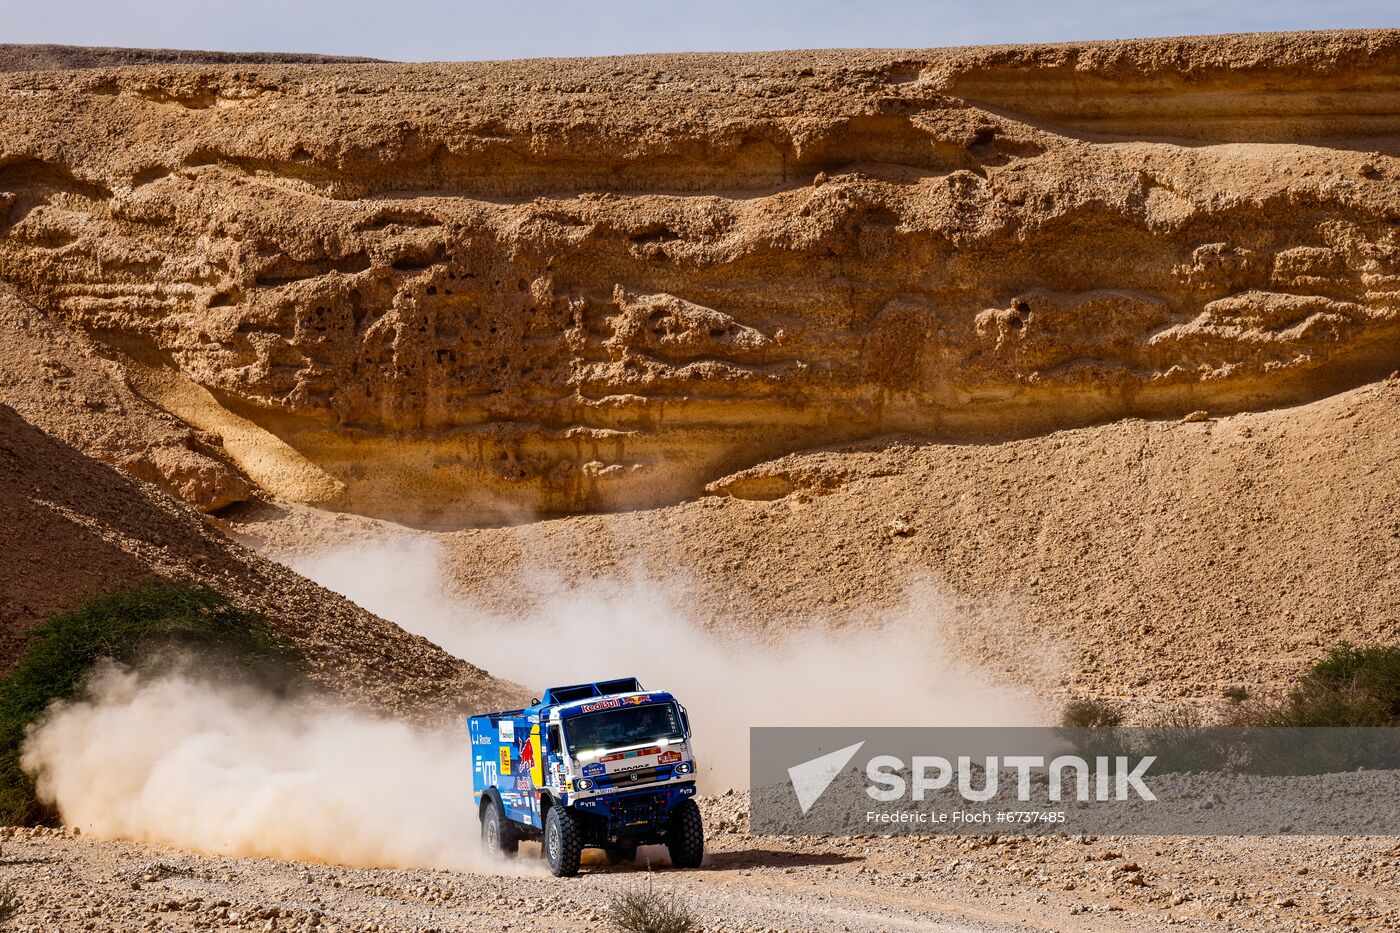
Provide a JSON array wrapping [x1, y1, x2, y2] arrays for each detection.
[[542, 677, 645, 704], [543, 684, 598, 703], [595, 677, 643, 696]]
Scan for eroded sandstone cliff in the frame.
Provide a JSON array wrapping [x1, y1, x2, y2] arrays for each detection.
[[1, 31, 1397, 524]]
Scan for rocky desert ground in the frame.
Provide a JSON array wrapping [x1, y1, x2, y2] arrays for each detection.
[[3, 801, 1399, 933], [0, 28, 1398, 933]]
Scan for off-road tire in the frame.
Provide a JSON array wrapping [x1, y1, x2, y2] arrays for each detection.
[[481, 799, 518, 859], [605, 846, 637, 864], [666, 798, 705, 869], [545, 805, 583, 877]]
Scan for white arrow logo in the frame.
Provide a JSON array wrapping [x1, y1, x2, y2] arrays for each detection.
[[787, 741, 865, 815]]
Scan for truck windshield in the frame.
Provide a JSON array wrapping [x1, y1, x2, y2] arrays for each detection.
[[563, 702, 684, 756]]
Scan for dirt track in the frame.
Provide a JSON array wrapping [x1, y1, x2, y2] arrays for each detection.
[[5, 798, 1398, 933]]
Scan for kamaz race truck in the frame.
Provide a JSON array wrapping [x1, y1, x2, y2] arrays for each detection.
[[469, 677, 704, 877]]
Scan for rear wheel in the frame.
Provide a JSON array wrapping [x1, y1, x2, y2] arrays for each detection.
[[666, 799, 704, 869], [545, 805, 583, 877], [481, 800, 518, 859], [605, 846, 637, 865]]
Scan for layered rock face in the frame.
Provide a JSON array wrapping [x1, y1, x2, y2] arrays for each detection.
[[1, 31, 1398, 524]]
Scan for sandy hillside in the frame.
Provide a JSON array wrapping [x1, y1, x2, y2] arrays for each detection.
[[0, 284, 255, 510], [232, 377, 1400, 709], [0, 397, 522, 715], [443, 378, 1400, 705]]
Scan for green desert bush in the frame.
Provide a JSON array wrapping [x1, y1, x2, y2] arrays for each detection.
[[1307, 643, 1400, 722], [0, 581, 301, 824], [1055, 645, 1400, 778], [607, 882, 702, 933], [1225, 643, 1400, 728]]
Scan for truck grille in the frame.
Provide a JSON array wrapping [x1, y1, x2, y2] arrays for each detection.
[[596, 765, 668, 789]]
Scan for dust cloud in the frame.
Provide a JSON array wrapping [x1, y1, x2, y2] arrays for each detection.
[[21, 661, 538, 874], [22, 530, 1043, 871], [289, 534, 1047, 789]]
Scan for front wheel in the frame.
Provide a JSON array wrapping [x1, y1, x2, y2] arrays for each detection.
[[481, 801, 518, 859], [666, 799, 704, 869], [545, 805, 583, 877]]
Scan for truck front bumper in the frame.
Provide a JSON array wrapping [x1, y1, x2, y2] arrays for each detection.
[[569, 782, 697, 844]]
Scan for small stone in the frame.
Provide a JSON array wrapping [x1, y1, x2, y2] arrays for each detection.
[[1181, 410, 1209, 423], [886, 517, 916, 538]]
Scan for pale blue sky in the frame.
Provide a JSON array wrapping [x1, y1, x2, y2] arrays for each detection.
[[5, 1, 1393, 61]]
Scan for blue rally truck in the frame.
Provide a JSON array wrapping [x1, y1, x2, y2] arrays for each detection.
[[469, 677, 704, 876]]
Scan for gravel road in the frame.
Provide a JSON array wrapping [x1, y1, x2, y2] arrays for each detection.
[[2, 795, 1396, 933]]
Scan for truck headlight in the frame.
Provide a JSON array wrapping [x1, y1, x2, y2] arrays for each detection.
[[574, 778, 594, 790], [674, 761, 693, 775]]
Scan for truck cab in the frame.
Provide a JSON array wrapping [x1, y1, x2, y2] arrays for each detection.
[[469, 677, 704, 876]]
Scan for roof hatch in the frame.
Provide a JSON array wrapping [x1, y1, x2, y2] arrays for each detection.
[[542, 677, 644, 705]]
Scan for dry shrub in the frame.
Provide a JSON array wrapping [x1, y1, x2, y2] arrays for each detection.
[[0, 884, 19, 925], [1060, 697, 1124, 729], [607, 881, 701, 933]]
